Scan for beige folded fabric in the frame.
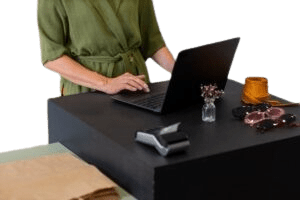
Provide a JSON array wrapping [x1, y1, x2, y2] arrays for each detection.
[[0, 153, 119, 200]]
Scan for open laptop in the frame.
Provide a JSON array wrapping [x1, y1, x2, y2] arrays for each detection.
[[111, 37, 240, 114]]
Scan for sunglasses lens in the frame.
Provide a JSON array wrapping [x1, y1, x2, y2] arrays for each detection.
[[256, 119, 275, 132], [279, 114, 297, 124], [267, 107, 285, 120], [244, 111, 265, 126], [232, 106, 253, 119]]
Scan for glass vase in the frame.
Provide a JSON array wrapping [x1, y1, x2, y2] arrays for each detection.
[[202, 98, 216, 122]]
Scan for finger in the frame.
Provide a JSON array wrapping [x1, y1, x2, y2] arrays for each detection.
[[128, 76, 149, 90], [126, 80, 150, 93], [135, 75, 150, 92], [121, 73, 149, 91], [123, 84, 137, 92], [127, 80, 143, 90], [121, 79, 150, 92], [124, 72, 134, 77], [136, 75, 145, 80], [142, 86, 150, 93]]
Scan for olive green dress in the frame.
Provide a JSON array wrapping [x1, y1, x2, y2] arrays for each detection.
[[38, 0, 165, 96]]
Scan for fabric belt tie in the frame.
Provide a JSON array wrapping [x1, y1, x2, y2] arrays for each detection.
[[241, 77, 299, 107], [76, 49, 137, 78]]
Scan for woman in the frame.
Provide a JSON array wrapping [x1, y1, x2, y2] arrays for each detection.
[[38, 0, 175, 96]]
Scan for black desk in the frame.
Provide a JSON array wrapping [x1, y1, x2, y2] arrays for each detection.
[[48, 80, 300, 200]]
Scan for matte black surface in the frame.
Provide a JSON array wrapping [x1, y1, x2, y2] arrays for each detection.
[[48, 80, 300, 200]]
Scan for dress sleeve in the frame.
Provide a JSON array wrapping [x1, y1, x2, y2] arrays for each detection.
[[138, 0, 166, 61], [38, 0, 69, 65]]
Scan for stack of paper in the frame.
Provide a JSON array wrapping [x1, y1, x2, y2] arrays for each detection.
[[0, 153, 119, 200]]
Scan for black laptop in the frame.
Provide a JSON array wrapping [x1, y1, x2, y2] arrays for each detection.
[[111, 37, 240, 114]]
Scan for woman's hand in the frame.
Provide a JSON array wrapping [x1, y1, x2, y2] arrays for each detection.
[[103, 72, 150, 95], [44, 56, 149, 95]]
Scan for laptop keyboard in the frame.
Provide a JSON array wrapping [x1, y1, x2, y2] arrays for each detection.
[[112, 81, 169, 112], [132, 93, 165, 110]]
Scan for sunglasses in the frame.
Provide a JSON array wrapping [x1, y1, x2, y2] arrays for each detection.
[[256, 114, 299, 133], [232, 103, 272, 120], [232, 103, 300, 133]]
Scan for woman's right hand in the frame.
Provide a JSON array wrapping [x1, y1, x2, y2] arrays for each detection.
[[103, 72, 150, 95]]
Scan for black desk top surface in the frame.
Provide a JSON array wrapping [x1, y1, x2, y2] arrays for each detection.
[[49, 80, 300, 168]]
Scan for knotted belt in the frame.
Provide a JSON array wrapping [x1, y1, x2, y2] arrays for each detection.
[[76, 48, 140, 78], [241, 77, 299, 107]]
